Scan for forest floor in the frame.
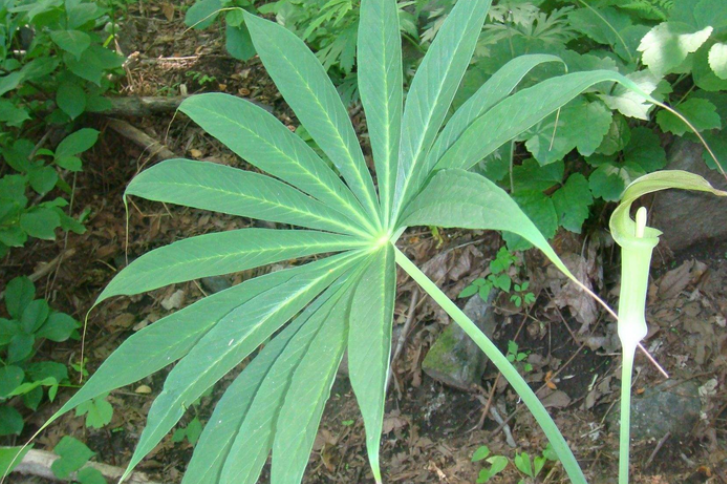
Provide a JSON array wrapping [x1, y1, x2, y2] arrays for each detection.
[[3, 2, 727, 484]]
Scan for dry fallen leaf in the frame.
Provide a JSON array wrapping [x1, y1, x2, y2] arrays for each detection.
[[161, 289, 185, 310], [135, 385, 152, 394], [546, 253, 599, 332], [161, 3, 174, 21], [657, 261, 693, 300]]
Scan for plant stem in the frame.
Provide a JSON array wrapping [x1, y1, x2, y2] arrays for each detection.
[[394, 247, 588, 484], [619, 346, 636, 484]]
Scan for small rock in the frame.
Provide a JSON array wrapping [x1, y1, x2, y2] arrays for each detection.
[[422, 292, 497, 391], [201, 276, 232, 294], [606, 380, 701, 441], [652, 138, 727, 251], [135, 384, 152, 394]]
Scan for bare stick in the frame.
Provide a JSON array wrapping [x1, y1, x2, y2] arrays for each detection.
[[386, 288, 419, 393], [106, 118, 177, 161], [9, 448, 165, 484]]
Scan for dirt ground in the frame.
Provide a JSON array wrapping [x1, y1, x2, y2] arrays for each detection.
[[3, 2, 727, 484]]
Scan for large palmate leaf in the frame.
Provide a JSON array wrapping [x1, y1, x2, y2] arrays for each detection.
[[178, 94, 376, 233], [358, 0, 403, 227], [243, 11, 381, 228], [125, 159, 367, 237], [28, 1, 680, 483], [392, 0, 492, 219]]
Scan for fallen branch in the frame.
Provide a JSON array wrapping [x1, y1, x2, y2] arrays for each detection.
[[106, 118, 177, 161], [0, 249, 75, 300], [10, 448, 165, 484], [104, 95, 273, 117]]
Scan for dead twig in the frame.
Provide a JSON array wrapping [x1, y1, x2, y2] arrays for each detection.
[[106, 118, 177, 161], [387, 288, 419, 395], [645, 431, 671, 469]]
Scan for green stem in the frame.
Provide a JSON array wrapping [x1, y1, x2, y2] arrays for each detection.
[[619, 346, 636, 484], [394, 247, 588, 484]]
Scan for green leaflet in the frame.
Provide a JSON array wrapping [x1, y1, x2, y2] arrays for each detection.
[[392, 0, 492, 220], [435, 70, 656, 173], [347, 243, 396, 484], [358, 0, 403, 227], [125, 159, 367, 237], [48, 259, 322, 428], [183, 275, 351, 484], [119, 251, 364, 481], [179, 94, 375, 233], [244, 12, 381, 228], [401, 169, 577, 284], [219, 275, 356, 484], [270, 272, 354, 484], [427, 54, 565, 170], [96, 229, 365, 304]]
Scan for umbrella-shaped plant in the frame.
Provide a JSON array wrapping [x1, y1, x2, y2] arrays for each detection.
[[4, 1, 710, 483]]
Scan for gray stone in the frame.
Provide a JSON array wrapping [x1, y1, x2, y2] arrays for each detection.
[[652, 138, 727, 251], [201, 276, 232, 294], [607, 380, 701, 441], [422, 292, 497, 391]]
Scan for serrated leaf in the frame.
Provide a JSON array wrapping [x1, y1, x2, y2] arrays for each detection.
[[656, 97, 721, 135], [504, 191, 558, 250], [709, 43, 727, 80], [524, 99, 612, 164], [75, 395, 113, 429], [512, 159, 564, 192], [599, 70, 662, 120], [623, 127, 666, 173], [596, 114, 631, 156], [119, 253, 362, 481], [178, 95, 372, 232], [589, 164, 627, 201], [358, 0, 403, 226], [125, 159, 367, 237], [393, 0, 492, 218], [348, 243, 395, 483], [638, 22, 713, 76], [552, 174, 593, 233], [96, 229, 364, 305], [244, 12, 381, 225]]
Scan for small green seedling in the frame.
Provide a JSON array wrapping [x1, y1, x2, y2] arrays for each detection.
[[609, 171, 727, 484], [459, 247, 516, 300], [75, 394, 114, 430], [51, 436, 107, 484], [172, 416, 203, 447], [510, 281, 536, 308], [513, 444, 559, 483], [472, 446, 508, 483], [506, 341, 533, 373]]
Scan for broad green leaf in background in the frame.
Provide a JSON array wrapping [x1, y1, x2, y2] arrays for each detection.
[[51, 437, 95, 479], [623, 127, 667, 172], [392, 0, 492, 218], [226, 24, 256, 61], [19, 209, 61, 240], [504, 191, 558, 250], [709, 43, 727, 79], [75, 395, 113, 429], [358, 0, 403, 227], [0, 446, 31, 475], [185, 0, 222, 29], [348, 244, 396, 483], [638, 22, 713, 76], [656, 97, 721, 135], [244, 11, 381, 226], [0, 407, 23, 436], [178, 95, 373, 232], [125, 159, 368, 237], [552, 174, 594, 233], [55, 129, 99, 158], [5, 277, 35, 320], [56, 82, 86, 120], [50, 30, 91, 59]]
